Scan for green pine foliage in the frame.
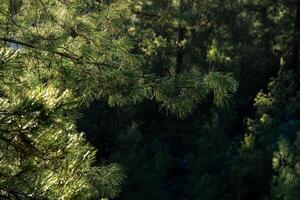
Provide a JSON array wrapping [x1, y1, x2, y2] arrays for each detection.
[[0, 0, 237, 199], [234, 70, 300, 199], [0, 46, 125, 199], [1, 0, 300, 199], [270, 130, 300, 200]]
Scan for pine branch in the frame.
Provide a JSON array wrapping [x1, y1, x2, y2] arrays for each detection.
[[0, 37, 113, 67]]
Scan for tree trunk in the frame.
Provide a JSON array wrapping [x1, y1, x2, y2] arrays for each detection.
[[175, 0, 186, 74], [292, 0, 300, 77]]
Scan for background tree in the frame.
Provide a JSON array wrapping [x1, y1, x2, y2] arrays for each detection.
[[79, 1, 300, 200]]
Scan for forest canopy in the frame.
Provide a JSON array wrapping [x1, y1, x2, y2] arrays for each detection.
[[0, 0, 299, 200]]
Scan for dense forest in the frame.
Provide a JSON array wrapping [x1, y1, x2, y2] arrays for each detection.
[[0, 0, 300, 199]]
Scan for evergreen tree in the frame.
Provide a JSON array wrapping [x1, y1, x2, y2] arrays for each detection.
[[233, 69, 300, 200], [0, 0, 237, 199]]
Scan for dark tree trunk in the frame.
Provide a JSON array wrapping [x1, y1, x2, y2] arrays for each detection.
[[175, 0, 186, 74], [292, 0, 300, 77]]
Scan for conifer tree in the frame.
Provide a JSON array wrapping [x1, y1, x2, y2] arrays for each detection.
[[0, 0, 237, 199], [69, 0, 300, 200], [234, 69, 300, 199]]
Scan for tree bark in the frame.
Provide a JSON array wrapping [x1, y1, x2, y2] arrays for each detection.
[[175, 0, 186, 74], [292, 0, 300, 77]]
